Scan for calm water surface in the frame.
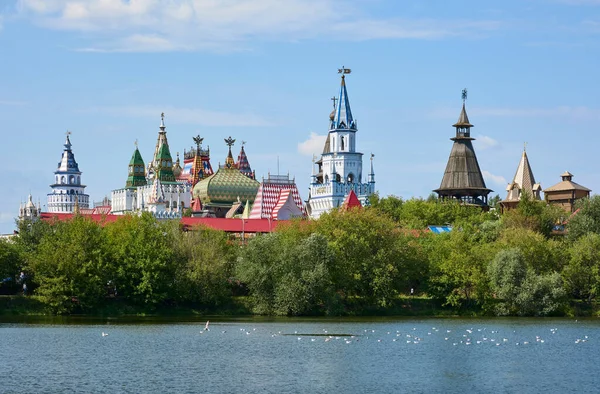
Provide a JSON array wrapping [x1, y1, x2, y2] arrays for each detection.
[[0, 317, 598, 393]]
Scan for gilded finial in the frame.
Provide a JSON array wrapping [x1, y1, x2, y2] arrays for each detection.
[[461, 88, 468, 103]]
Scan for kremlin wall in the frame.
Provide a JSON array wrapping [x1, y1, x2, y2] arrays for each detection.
[[17, 72, 591, 235]]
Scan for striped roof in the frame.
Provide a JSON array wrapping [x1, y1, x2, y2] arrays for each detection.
[[249, 175, 304, 219], [236, 145, 254, 179]]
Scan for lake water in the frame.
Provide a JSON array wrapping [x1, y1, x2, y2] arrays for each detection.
[[0, 317, 598, 393]]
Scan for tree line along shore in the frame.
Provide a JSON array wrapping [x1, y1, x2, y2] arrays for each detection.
[[2, 193, 600, 317]]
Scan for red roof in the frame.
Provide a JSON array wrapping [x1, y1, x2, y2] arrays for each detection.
[[40, 212, 121, 224], [40, 213, 279, 233], [181, 217, 277, 233], [341, 190, 362, 210]]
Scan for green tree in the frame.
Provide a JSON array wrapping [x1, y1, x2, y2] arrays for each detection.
[[0, 239, 23, 293], [104, 213, 178, 306], [425, 230, 491, 308], [563, 233, 600, 302], [567, 195, 600, 239], [171, 224, 237, 306], [315, 208, 417, 307], [30, 217, 109, 314], [488, 248, 566, 316], [236, 232, 338, 315]]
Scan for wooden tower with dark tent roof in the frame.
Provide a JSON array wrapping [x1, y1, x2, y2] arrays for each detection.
[[434, 89, 491, 208]]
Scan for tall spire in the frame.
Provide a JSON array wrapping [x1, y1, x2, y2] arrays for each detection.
[[332, 67, 355, 130], [150, 112, 176, 183], [369, 153, 375, 184]]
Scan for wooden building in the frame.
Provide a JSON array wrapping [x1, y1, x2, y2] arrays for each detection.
[[434, 91, 491, 208], [543, 171, 591, 212], [499, 148, 541, 213]]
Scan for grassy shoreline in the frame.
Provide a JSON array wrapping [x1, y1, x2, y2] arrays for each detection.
[[2, 295, 598, 318]]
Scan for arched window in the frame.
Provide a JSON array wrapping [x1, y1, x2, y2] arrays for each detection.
[[325, 175, 329, 183], [347, 173, 354, 183], [180, 202, 184, 209], [165, 201, 170, 209], [173, 201, 178, 209], [69, 175, 75, 184], [61, 176, 66, 184]]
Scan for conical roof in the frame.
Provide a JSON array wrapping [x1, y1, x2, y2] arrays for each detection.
[[436, 139, 489, 192], [126, 147, 147, 188], [129, 147, 145, 166], [332, 75, 356, 130], [56, 134, 81, 174], [236, 145, 254, 179], [435, 102, 490, 200], [453, 103, 473, 128]]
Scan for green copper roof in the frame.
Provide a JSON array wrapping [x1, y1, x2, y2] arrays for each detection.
[[129, 147, 145, 166], [154, 143, 176, 183], [193, 166, 259, 206], [126, 148, 147, 188]]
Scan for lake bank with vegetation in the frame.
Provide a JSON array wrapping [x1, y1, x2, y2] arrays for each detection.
[[3, 194, 600, 318]]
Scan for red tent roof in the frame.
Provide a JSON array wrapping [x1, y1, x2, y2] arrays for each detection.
[[341, 190, 362, 210]]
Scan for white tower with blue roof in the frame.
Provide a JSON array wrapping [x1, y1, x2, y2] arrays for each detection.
[[307, 68, 375, 218], [47, 132, 90, 213]]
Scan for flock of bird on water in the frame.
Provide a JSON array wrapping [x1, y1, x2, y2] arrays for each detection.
[[99, 320, 591, 347]]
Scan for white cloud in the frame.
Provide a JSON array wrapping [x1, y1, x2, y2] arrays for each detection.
[[298, 132, 326, 156], [85, 105, 274, 127], [15, 0, 502, 52], [474, 135, 499, 150], [482, 170, 507, 186]]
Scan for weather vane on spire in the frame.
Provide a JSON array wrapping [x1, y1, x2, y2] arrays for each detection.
[[241, 140, 246, 147], [66, 130, 72, 137], [338, 66, 351, 75], [224, 136, 236, 147], [134, 139, 138, 148], [462, 88, 468, 103], [161, 112, 165, 121]]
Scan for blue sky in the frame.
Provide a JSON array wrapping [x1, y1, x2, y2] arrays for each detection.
[[1, 0, 600, 233]]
